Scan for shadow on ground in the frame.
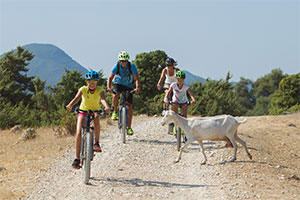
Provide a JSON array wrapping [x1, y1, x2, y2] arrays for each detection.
[[90, 177, 216, 188]]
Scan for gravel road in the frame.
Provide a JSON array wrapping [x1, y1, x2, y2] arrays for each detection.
[[25, 116, 237, 200]]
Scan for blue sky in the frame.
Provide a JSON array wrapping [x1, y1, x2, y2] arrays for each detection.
[[0, 0, 299, 81]]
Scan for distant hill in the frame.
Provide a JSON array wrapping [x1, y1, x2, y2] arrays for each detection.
[[183, 70, 206, 85], [19, 43, 88, 86]]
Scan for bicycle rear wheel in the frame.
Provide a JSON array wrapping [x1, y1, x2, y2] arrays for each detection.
[[121, 106, 127, 144], [177, 127, 182, 151], [83, 132, 92, 184]]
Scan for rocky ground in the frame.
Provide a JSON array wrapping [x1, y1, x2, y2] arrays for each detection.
[[1, 112, 300, 200]]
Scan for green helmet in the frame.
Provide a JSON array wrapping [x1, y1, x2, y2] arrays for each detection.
[[118, 51, 130, 61], [175, 70, 186, 79]]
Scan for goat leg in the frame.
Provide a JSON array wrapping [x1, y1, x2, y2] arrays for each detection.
[[227, 136, 238, 162], [224, 137, 234, 148], [234, 132, 252, 160], [197, 140, 207, 165], [174, 140, 192, 163]]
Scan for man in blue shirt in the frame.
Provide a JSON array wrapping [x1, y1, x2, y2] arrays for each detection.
[[107, 51, 140, 135]]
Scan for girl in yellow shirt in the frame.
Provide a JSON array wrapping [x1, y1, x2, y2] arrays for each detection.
[[66, 70, 110, 169]]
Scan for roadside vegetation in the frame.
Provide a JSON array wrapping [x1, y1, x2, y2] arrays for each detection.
[[0, 46, 299, 129]]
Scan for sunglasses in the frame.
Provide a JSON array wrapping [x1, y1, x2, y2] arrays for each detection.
[[87, 80, 98, 84], [176, 79, 185, 82]]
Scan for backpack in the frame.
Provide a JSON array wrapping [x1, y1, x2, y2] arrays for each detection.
[[116, 61, 132, 75]]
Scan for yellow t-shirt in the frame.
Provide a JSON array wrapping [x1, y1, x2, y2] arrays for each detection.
[[79, 86, 101, 111]]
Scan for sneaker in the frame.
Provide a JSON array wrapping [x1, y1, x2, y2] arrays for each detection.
[[127, 128, 134, 135], [111, 112, 118, 120], [72, 158, 81, 169], [93, 142, 102, 152]]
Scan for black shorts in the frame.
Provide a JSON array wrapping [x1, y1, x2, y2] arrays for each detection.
[[113, 84, 133, 104]]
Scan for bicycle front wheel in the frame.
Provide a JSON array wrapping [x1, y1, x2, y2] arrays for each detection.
[[177, 127, 182, 151], [121, 106, 127, 144], [83, 132, 93, 184]]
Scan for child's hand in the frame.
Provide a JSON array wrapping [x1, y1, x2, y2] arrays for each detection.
[[105, 107, 111, 114], [191, 100, 196, 105], [164, 98, 169, 104], [134, 87, 140, 93], [66, 104, 72, 111], [157, 85, 162, 90], [106, 88, 113, 93]]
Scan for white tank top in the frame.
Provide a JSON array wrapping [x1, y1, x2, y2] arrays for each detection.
[[170, 82, 190, 103], [164, 67, 177, 84]]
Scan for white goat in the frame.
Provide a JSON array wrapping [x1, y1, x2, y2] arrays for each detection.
[[160, 110, 252, 164]]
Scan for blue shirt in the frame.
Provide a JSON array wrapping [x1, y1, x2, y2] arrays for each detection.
[[112, 62, 138, 88]]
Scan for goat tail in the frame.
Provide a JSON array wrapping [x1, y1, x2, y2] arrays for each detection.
[[237, 118, 247, 124]]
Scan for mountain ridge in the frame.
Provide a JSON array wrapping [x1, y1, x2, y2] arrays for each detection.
[[22, 43, 88, 86]]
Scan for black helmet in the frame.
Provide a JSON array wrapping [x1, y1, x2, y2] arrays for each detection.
[[165, 57, 175, 66]]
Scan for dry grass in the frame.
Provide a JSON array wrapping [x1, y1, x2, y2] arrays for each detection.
[[0, 118, 111, 199]]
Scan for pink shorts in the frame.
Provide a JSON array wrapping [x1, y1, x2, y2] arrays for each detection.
[[172, 101, 189, 107], [78, 112, 87, 117]]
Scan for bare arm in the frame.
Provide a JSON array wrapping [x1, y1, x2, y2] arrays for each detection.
[[107, 72, 115, 93], [100, 91, 111, 113], [133, 73, 140, 93], [66, 90, 82, 110], [187, 88, 196, 104], [164, 87, 173, 103], [157, 68, 167, 90]]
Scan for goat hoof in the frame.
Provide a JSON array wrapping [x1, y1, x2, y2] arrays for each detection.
[[174, 160, 180, 163], [229, 158, 236, 162], [248, 154, 253, 160], [200, 162, 206, 165]]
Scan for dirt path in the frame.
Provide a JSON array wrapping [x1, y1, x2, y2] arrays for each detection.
[[26, 116, 227, 200], [1, 112, 300, 200]]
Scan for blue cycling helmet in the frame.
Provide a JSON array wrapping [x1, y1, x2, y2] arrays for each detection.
[[85, 70, 100, 80]]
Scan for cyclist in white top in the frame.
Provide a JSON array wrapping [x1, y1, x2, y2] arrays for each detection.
[[164, 70, 196, 118], [157, 57, 180, 109]]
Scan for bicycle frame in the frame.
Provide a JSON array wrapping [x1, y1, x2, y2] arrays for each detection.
[[117, 90, 135, 144], [80, 112, 95, 161]]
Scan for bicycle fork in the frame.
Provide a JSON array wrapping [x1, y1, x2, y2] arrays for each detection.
[[118, 105, 128, 129], [80, 128, 94, 162]]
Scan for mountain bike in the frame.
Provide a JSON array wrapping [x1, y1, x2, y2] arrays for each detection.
[[114, 90, 135, 144], [71, 108, 106, 184], [161, 87, 174, 135], [169, 102, 189, 151]]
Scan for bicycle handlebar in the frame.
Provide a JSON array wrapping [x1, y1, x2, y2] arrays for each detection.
[[71, 108, 107, 116], [168, 101, 191, 106], [112, 89, 136, 95]]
